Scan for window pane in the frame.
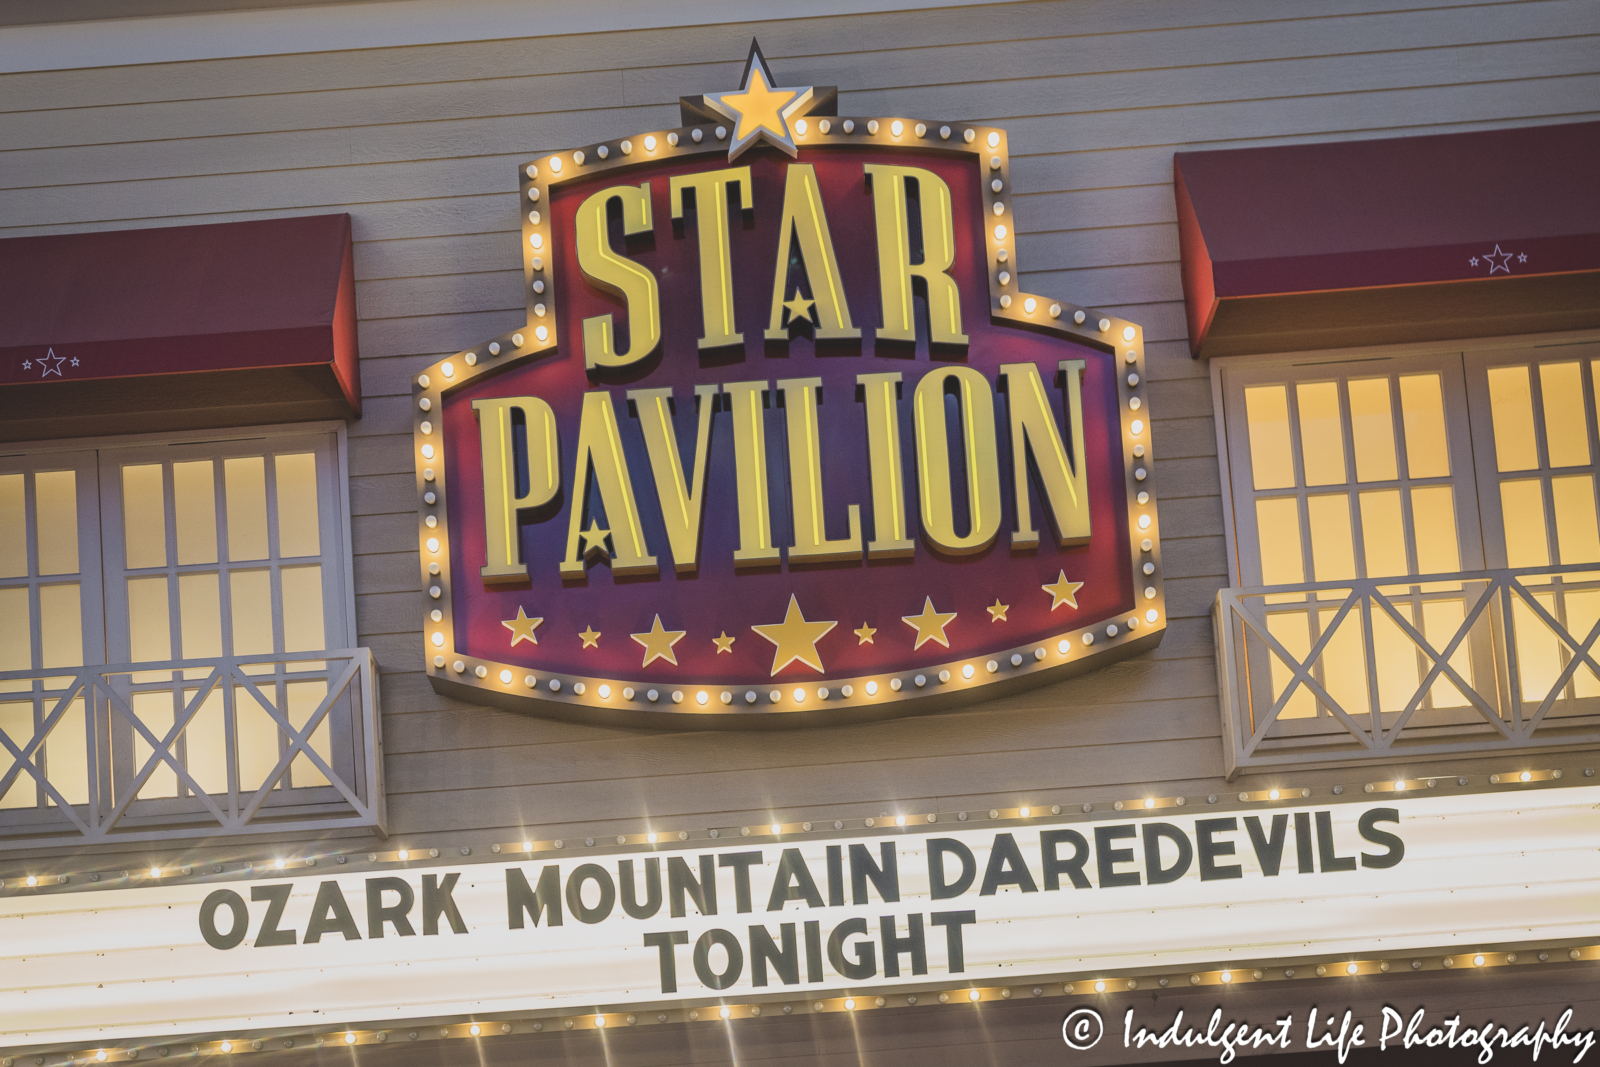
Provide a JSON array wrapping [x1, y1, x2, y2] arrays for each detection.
[[178, 573, 223, 661], [1264, 611, 1317, 719], [39, 584, 82, 669], [127, 577, 173, 663], [1411, 486, 1462, 575], [1420, 598, 1474, 708], [1488, 365, 1538, 472], [1371, 600, 1419, 714], [1564, 589, 1600, 699], [1539, 362, 1590, 468], [1551, 475, 1600, 564], [1358, 490, 1408, 579], [1511, 593, 1562, 702], [287, 680, 331, 788], [45, 697, 89, 806], [0, 588, 30, 686], [275, 453, 321, 558], [0, 474, 25, 578], [1347, 378, 1398, 483], [130, 690, 178, 800], [182, 687, 228, 795], [1244, 385, 1295, 490], [121, 464, 166, 570], [235, 683, 282, 793], [1306, 494, 1356, 581], [1255, 497, 1304, 585], [1500, 480, 1550, 567], [1399, 374, 1450, 479], [0, 701, 36, 808], [1296, 382, 1346, 486], [230, 570, 274, 656], [35, 470, 80, 576], [281, 565, 325, 653], [173, 461, 219, 566], [1317, 607, 1368, 718], [224, 457, 269, 562]]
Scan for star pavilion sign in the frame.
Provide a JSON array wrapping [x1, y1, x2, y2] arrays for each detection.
[[414, 42, 1166, 723]]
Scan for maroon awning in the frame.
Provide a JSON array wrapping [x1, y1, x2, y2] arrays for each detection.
[[0, 214, 360, 441], [1175, 121, 1600, 358]]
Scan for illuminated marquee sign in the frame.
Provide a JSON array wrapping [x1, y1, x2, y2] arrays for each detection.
[[7, 786, 1598, 1046], [413, 44, 1164, 719]]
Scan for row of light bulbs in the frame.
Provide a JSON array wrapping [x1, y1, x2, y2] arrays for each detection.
[[22, 942, 1594, 1065], [6, 768, 1584, 889]]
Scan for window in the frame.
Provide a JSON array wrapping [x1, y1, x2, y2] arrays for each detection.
[[1214, 338, 1600, 772], [0, 425, 377, 845]]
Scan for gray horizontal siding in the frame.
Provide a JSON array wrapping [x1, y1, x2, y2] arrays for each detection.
[[1, 0, 1595, 858]]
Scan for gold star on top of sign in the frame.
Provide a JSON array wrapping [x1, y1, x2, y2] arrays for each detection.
[[713, 631, 736, 654], [701, 41, 813, 160], [1042, 571, 1085, 611], [986, 600, 1009, 622], [632, 615, 686, 668], [902, 597, 957, 650], [580, 520, 611, 559], [783, 295, 816, 328], [751, 594, 837, 675], [578, 626, 602, 649], [853, 622, 876, 645], [502, 606, 543, 647]]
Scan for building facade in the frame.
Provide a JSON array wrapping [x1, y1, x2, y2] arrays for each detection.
[[1, 1, 1598, 1063]]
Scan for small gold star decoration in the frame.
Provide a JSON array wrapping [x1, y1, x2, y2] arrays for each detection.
[[578, 626, 602, 649], [902, 597, 957, 650], [986, 599, 1009, 622], [501, 606, 543, 647], [1042, 571, 1085, 611], [783, 295, 816, 329], [700, 41, 813, 160], [713, 631, 736, 654], [632, 615, 686, 668], [751, 594, 837, 675], [580, 520, 611, 559], [853, 622, 876, 645]]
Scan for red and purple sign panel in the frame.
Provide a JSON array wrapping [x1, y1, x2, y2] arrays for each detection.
[[414, 58, 1164, 722]]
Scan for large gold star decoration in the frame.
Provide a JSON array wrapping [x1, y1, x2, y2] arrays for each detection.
[[578, 626, 602, 649], [902, 597, 957, 650], [986, 600, 1009, 622], [1042, 571, 1085, 611], [701, 41, 813, 160], [751, 594, 837, 675], [713, 631, 736, 654], [632, 615, 686, 668], [501, 606, 543, 647], [853, 622, 876, 645]]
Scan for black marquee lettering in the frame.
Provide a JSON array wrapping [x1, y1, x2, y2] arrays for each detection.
[[1040, 829, 1092, 890], [930, 910, 976, 973], [250, 884, 296, 947], [366, 877, 416, 938], [303, 881, 362, 943], [879, 914, 927, 977], [979, 833, 1038, 895], [849, 842, 900, 904], [644, 930, 688, 993], [804, 919, 824, 982], [766, 848, 825, 911], [1245, 814, 1289, 876], [719, 851, 763, 913], [620, 858, 664, 919], [826, 917, 877, 980], [1196, 818, 1242, 881], [199, 889, 249, 950], [1142, 823, 1193, 885], [1358, 807, 1405, 868], [1094, 825, 1140, 887], [507, 866, 564, 928], [668, 855, 717, 918], [1315, 810, 1358, 872], [565, 863, 617, 924], [927, 838, 976, 899], [1293, 812, 1316, 874], [749, 923, 799, 986], [422, 873, 467, 935], [693, 928, 745, 989]]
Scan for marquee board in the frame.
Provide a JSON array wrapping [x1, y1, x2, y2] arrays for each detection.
[[5, 786, 1598, 1046], [413, 43, 1165, 722]]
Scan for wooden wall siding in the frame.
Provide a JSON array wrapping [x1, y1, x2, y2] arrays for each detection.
[[2, 0, 1597, 855]]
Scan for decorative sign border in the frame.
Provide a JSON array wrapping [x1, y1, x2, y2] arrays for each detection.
[[411, 108, 1164, 722]]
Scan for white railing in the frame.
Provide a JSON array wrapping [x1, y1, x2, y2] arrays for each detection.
[[0, 649, 383, 848], [1214, 565, 1600, 776]]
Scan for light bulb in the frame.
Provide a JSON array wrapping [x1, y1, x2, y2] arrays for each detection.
[[522, 840, 533, 852], [499, 669, 512, 684], [969, 989, 981, 1001], [1268, 789, 1280, 800], [25, 875, 37, 886], [1347, 962, 1359, 974], [219, 1043, 232, 1054], [595, 1015, 606, 1027], [644, 135, 657, 151], [890, 120, 903, 137], [1221, 971, 1232, 983], [397, 849, 409, 860], [865, 681, 878, 696], [770, 824, 782, 834], [1394, 781, 1406, 791], [149, 867, 162, 878], [844, 998, 856, 1010], [426, 537, 440, 553], [994, 224, 1007, 241], [273, 858, 286, 870], [468, 1025, 480, 1036], [646, 832, 657, 843], [1520, 771, 1532, 782], [1093, 980, 1106, 992], [696, 691, 708, 705], [896, 814, 907, 825], [719, 1007, 731, 1019], [1144, 798, 1155, 809], [348, 1032, 360, 1043], [962, 664, 974, 679]]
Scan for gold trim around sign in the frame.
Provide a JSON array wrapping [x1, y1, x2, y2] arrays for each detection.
[[412, 115, 1165, 722]]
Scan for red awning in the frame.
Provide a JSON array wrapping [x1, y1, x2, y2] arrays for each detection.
[[0, 214, 360, 441], [1175, 121, 1600, 358]]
